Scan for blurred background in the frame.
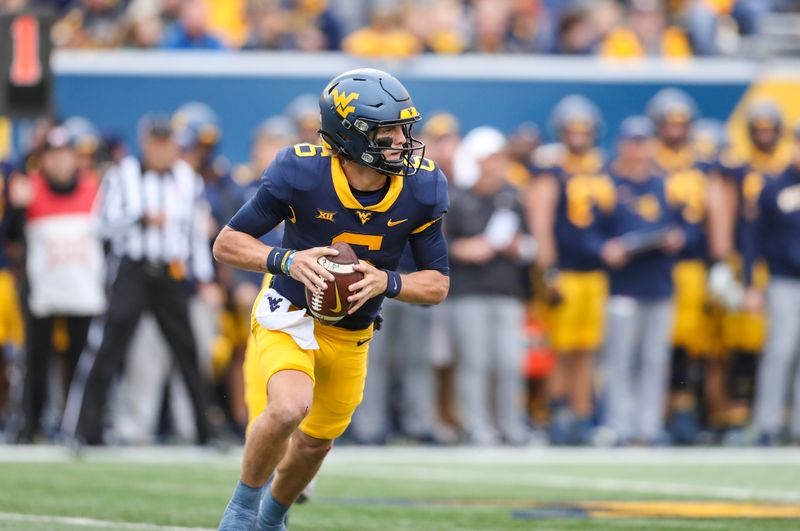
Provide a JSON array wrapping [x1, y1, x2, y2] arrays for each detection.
[[1, 0, 800, 452]]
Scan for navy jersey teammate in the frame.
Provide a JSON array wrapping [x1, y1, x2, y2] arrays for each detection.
[[215, 69, 450, 530]]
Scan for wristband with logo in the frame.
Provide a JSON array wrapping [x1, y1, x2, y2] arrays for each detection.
[[383, 270, 402, 298]]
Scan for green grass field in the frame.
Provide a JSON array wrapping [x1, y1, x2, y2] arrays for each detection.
[[1, 446, 800, 530]]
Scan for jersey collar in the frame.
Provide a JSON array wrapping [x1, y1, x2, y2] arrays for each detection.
[[331, 156, 403, 212]]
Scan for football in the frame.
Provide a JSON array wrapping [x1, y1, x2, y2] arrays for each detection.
[[305, 242, 364, 325]]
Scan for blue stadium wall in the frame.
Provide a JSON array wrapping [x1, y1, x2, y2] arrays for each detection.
[[51, 52, 763, 165]]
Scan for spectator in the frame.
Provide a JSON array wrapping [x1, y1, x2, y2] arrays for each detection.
[[601, 0, 692, 59], [596, 116, 690, 445], [15, 127, 105, 442], [122, 2, 165, 49], [342, 6, 421, 58], [242, 0, 288, 50], [282, 0, 343, 51], [63, 113, 218, 445], [506, 0, 555, 53], [470, 0, 512, 53], [204, 0, 249, 48], [161, 0, 227, 50], [554, 6, 597, 54], [52, 0, 126, 49], [446, 126, 535, 445], [406, 0, 467, 54]]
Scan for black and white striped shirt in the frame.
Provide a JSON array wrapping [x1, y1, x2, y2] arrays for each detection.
[[100, 156, 214, 283]]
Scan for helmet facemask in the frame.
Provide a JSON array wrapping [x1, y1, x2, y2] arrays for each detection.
[[322, 117, 425, 176], [361, 118, 426, 176]]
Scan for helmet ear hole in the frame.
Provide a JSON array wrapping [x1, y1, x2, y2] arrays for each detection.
[[336, 131, 351, 143]]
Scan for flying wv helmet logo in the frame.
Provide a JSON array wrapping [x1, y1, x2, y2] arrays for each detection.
[[400, 107, 419, 119], [332, 88, 359, 119], [356, 210, 373, 224]]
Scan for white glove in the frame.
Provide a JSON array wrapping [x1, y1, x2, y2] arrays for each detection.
[[707, 261, 744, 311]]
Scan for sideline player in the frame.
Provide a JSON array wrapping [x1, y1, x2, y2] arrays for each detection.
[[529, 95, 613, 445], [214, 69, 450, 530], [709, 100, 792, 441], [646, 88, 709, 444]]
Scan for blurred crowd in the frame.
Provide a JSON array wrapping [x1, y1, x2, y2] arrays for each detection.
[[0, 0, 794, 57], [2, 84, 800, 448]]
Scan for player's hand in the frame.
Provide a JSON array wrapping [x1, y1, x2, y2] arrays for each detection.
[[452, 235, 496, 264], [347, 261, 388, 314], [601, 238, 629, 268], [662, 228, 686, 255], [8, 173, 33, 208], [198, 282, 224, 308], [742, 286, 765, 314], [142, 212, 166, 227], [289, 246, 338, 293], [543, 268, 564, 306]]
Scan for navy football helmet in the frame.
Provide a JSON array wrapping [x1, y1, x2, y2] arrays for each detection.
[[319, 68, 425, 176], [172, 101, 221, 150], [549, 95, 603, 138], [746, 100, 783, 133], [646, 88, 698, 125]]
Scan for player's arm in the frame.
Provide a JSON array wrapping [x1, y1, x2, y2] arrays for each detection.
[[740, 181, 771, 313], [707, 165, 738, 261], [347, 218, 450, 313], [527, 171, 559, 270], [212, 167, 335, 292]]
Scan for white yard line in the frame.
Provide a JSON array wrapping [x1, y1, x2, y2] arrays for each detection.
[[326, 446, 800, 466], [321, 465, 800, 503], [3, 445, 800, 466], [0, 512, 213, 530]]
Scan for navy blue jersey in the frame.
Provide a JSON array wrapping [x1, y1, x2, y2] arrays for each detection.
[[747, 164, 800, 280], [595, 171, 686, 299], [228, 143, 449, 330], [655, 143, 709, 261], [717, 144, 792, 284], [0, 161, 14, 269], [533, 149, 613, 271]]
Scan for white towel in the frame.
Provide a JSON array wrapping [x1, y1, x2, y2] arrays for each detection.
[[254, 288, 319, 350]]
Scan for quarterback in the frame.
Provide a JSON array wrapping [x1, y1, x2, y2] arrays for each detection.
[[214, 69, 450, 530]]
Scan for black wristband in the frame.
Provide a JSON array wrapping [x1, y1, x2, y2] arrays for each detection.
[[383, 270, 402, 298], [266, 247, 290, 275]]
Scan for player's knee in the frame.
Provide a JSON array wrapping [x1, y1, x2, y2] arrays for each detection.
[[266, 400, 310, 433]]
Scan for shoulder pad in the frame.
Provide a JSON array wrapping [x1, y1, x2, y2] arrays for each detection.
[[407, 163, 449, 218], [264, 145, 331, 195]]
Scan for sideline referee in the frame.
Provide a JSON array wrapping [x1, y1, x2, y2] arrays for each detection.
[[64, 114, 217, 445]]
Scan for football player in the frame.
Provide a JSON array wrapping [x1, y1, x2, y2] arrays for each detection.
[[708, 99, 792, 442], [749, 125, 800, 445], [0, 159, 24, 427], [688, 118, 730, 437], [529, 95, 614, 445], [646, 88, 708, 444], [214, 69, 449, 530]]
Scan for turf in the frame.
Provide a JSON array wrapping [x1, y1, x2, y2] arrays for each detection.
[[1, 447, 800, 530]]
